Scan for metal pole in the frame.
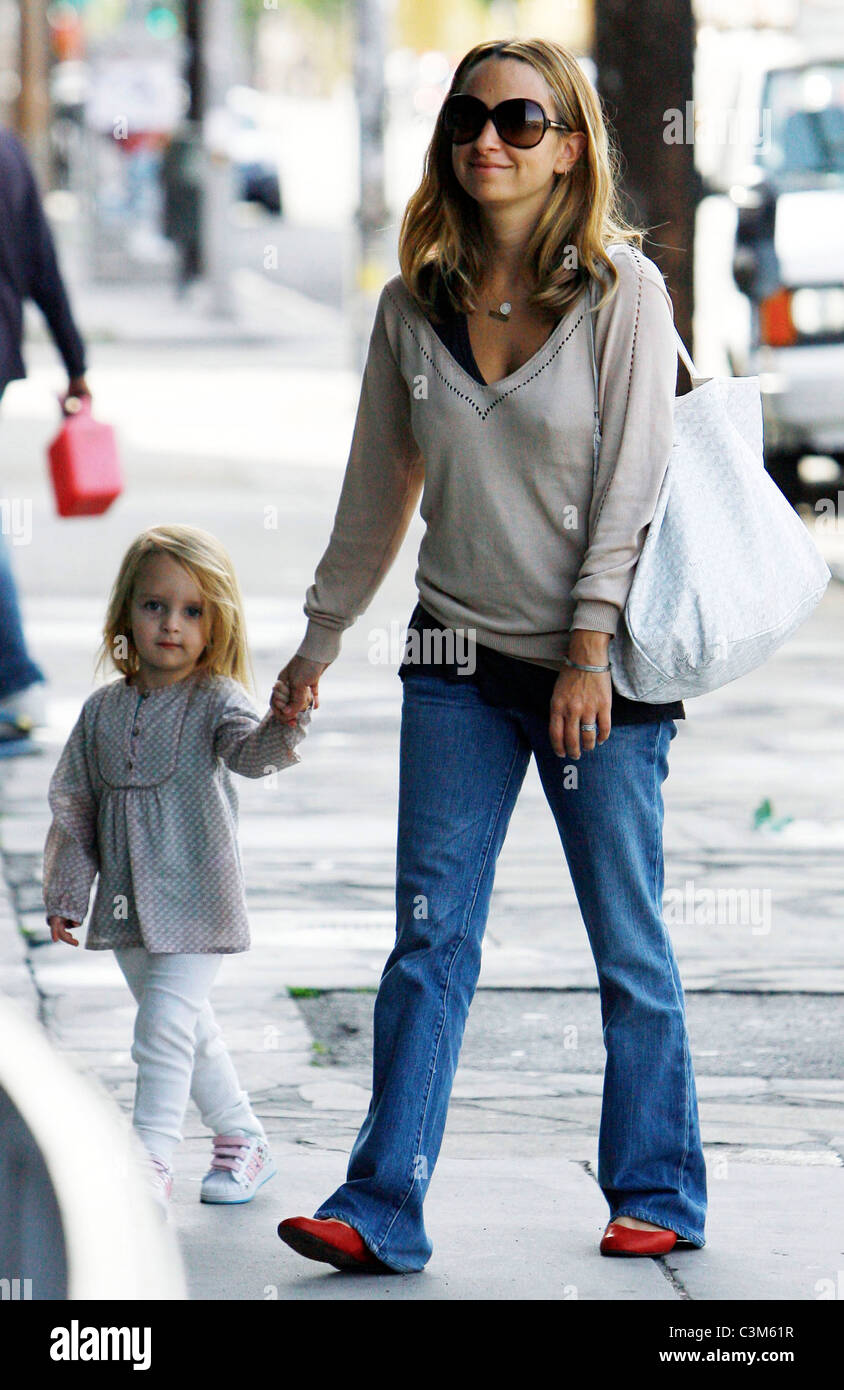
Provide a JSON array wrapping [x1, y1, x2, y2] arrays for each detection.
[[185, 0, 204, 121], [352, 0, 389, 368], [200, 0, 238, 317]]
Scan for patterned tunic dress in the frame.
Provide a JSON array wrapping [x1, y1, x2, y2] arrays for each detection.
[[42, 669, 310, 953]]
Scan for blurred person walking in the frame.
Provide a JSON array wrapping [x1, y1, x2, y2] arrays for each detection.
[[273, 38, 706, 1272], [0, 127, 89, 755], [161, 123, 203, 298]]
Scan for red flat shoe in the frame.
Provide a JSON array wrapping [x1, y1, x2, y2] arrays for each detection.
[[278, 1216, 386, 1271], [600, 1220, 677, 1257]]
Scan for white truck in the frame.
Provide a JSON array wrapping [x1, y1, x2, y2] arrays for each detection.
[[696, 29, 844, 503]]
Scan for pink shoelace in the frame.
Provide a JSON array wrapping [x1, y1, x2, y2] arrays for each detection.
[[210, 1135, 264, 1184], [149, 1153, 173, 1192]]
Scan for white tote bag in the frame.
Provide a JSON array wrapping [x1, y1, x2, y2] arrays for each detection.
[[585, 277, 831, 703]]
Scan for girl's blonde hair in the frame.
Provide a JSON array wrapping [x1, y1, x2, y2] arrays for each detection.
[[98, 525, 253, 689], [399, 36, 646, 319]]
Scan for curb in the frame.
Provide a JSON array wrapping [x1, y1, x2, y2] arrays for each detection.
[[0, 850, 39, 1019]]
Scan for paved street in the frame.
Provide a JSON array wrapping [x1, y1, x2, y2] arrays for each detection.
[[2, 278, 844, 1302]]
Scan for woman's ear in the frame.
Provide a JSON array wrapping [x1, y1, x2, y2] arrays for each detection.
[[555, 130, 587, 176]]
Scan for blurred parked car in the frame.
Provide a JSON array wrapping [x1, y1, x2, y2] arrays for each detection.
[[0, 997, 185, 1300], [208, 85, 284, 216], [709, 41, 844, 503]]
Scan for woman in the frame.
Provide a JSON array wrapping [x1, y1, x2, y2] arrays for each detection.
[[271, 36, 706, 1273]]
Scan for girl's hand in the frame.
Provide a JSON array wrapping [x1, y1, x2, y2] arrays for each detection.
[[48, 915, 80, 947], [270, 678, 306, 727], [271, 655, 328, 726], [272, 677, 292, 717]]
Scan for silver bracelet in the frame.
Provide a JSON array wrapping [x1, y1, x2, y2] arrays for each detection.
[[562, 655, 610, 674]]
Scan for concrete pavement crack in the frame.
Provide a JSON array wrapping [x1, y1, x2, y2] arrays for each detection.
[[579, 1159, 694, 1299], [0, 845, 51, 1028], [25, 952, 50, 1031], [658, 1258, 693, 1299]]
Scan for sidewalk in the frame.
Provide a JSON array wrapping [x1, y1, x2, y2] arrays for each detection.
[[1, 585, 842, 1301], [2, 271, 842, 1301]]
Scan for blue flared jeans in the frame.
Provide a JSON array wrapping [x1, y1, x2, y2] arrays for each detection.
[[315, 673, 707, 1270]]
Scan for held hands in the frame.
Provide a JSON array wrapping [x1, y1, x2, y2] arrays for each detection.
[[48, 915, 80, 947], [267, 639, 612, 756], [270, 655, 329, 727], [549, 630, 612, 760]]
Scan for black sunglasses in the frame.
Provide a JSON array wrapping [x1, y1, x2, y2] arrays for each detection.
[[442, 94, 569, 149]]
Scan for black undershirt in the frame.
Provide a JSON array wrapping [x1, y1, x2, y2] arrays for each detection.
[[396, 274, 684, 726]]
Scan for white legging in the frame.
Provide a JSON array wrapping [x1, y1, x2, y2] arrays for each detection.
[[114, 948, 265, 1165]]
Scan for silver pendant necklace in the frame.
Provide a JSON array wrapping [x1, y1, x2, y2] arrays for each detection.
[[488, 300, 512, 323]]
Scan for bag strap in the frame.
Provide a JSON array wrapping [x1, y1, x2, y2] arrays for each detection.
[[586, 274, 703, 490], [586, 278, 603, 490], [673, 326, 700, 382]]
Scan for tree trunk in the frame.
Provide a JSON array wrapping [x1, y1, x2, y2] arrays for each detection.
[[593, 0, 700, 392]]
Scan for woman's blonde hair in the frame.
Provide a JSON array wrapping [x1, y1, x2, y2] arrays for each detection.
[[97, 524, 253, 689], [399, 36, 646, 319]]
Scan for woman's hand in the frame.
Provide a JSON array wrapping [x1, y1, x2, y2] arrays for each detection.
[[48, 915, 80, 946], [549, 629, 612, 759], [271, 655, 329, 726]]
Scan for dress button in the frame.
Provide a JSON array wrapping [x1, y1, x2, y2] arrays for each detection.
[[127, 760, 134, 769]]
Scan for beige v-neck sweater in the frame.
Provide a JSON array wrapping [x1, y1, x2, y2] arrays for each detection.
[[295, 241, 678, 672]]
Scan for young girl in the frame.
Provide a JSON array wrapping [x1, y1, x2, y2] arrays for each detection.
[[43, 524, 311, 1215]]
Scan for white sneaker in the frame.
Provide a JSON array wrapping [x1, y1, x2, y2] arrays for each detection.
[[200, 1133, 276, 1205], [146, 1152, 174, 1217]]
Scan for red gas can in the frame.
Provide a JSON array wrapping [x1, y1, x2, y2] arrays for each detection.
[[47, 395, 123, 517]]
